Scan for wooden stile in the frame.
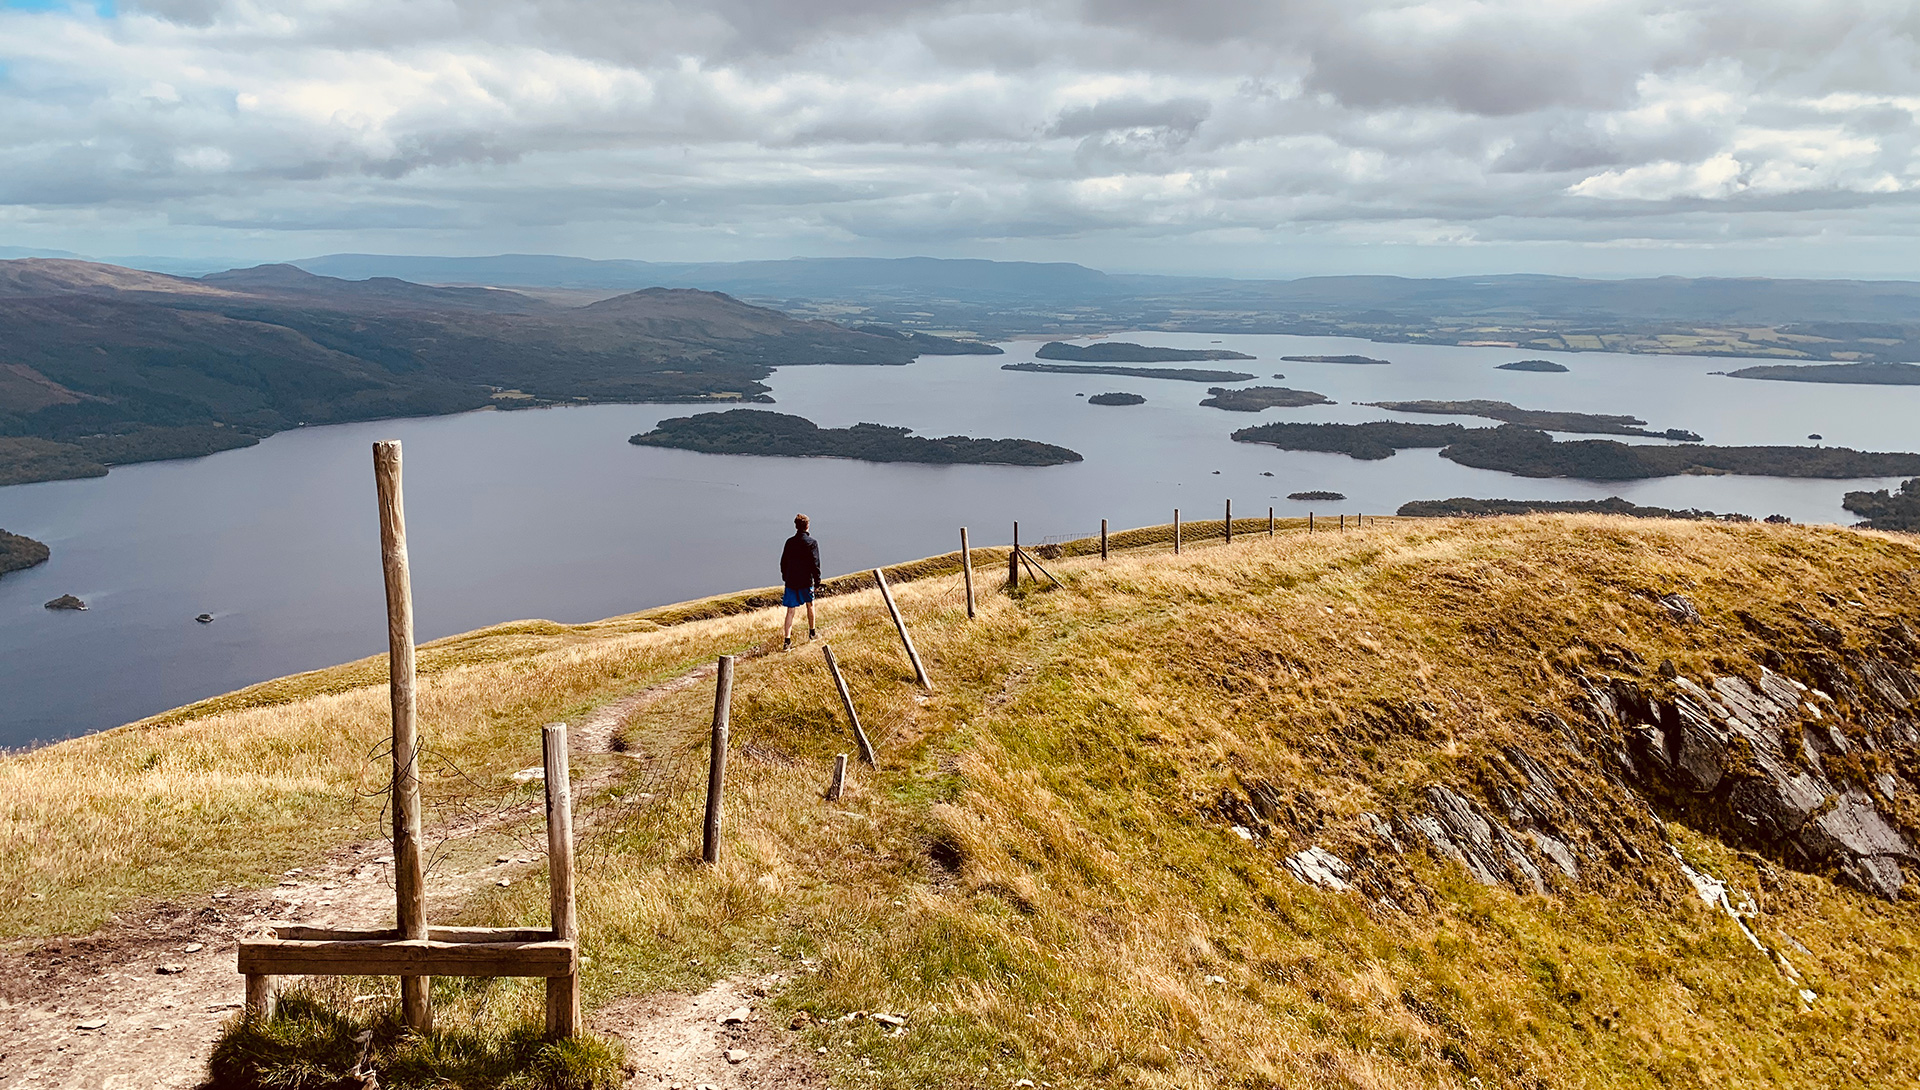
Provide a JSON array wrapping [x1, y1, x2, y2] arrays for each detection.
[[702, 658, 733, 865], [960, 527, 975, 619], [874, 568, 932, 690], [372, 440, 431, 1031], [822, 645, 876, 765]]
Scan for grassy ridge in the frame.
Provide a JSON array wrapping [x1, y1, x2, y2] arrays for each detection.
[[9, 517, 1920, 1089]]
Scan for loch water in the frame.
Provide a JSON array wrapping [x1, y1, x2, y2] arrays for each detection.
[[4, 331, 1916, 746]]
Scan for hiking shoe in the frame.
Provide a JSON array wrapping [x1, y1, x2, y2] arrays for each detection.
[[783, 636, 792, 650], [808, 628, 818, 640]]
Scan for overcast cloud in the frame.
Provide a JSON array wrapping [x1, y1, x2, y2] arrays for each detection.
[[1, 0, 1917, 276]]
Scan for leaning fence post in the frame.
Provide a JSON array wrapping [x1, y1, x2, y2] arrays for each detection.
[[543, 723, 580, 1039], [702, 656, 733, 864], [1174, 509, 1181, 554], [1009, 521, 1019, 590], [960, 527, 975, 619], [827, 754, 848, 801], [1100, 518, 1108, 560], [874, 568, 932, 691], [1225, 499, 1233, 545], [372, 439, 431, 1033], [822, 645, 876, 765]]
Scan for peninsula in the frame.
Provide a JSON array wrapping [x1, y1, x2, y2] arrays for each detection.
[[1725, 362, 1920, 385], [1364, 399, 1703, 440], [1496, 359, 1570, 373], [1279, 354, 1391, 365], [1, 528, 50, 578], [1234, 421, 1920, 480], [1087, 392, 1145, 406], [629, 408, 1082, 466], [1002, 362, 1256, 382], [1843, 478, 1920, 530], [1199, 386, 1334, 412], [1036, 341, 1255, 363]]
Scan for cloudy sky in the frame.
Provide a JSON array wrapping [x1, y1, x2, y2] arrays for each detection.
[[2, 0, 1917, 278]]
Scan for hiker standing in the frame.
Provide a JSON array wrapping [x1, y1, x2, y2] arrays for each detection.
[[780, 513, 822, 649]]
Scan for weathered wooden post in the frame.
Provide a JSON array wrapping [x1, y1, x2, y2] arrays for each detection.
[[1340, 514, 1346, 532], [874, 568, 932, 691], [1309, 512, 1315, 534], [822, 645, 876, 765], [542, 723, 579, 1039], [1174, 509, 1181, 554], [1225, 499, 1233, 545], [702, 656, 733, 864], [1100, 518, 1108, 560], [1009, 521, 1020, 590], [1268, 507, 1275, 536], [960, 527, 975, 619], [827, 754, 848, 801], [373, 439, 431, 1033]]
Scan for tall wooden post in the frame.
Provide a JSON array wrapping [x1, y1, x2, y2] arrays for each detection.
[[1100, 519, 1108, 560], [1340, 514, 1346, 532], [1009, 522, 1019, 590], [1309, 512, 1314, 533], [822, 645, 876, 765], [874, 568, 932, 691], [542, 724, 579, 1039], [960, 527, 975, 619], [373, 440, 430, 1033], [1225, 499, 1233, 545], [1174, 509, 1181, 554], [703, 656, 733, 864], [1268, 507, 1275, 536]]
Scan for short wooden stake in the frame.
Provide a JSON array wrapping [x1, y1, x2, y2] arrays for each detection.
[[1174, 509, 1181, 554], [1268, 507, 1275, 536], [960, 527, 975, 619], [373, 440, 431, 1033], [1225, 499, 1233, 545], [1009, 521, 1019, 590], [822, 645, 876, 765], [874, 567, 932, 690], [543, 723, 580, 1039], [245, 973, 276, 1019], [1100, 518, 1108, 560], [702, 657, 733, 864], [827, 754, 848, 800]]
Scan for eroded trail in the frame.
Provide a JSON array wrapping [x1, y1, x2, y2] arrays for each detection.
[[0, 646, 813, 1090]]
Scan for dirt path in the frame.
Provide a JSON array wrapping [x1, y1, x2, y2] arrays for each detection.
[[0, 646, 817, 1090]]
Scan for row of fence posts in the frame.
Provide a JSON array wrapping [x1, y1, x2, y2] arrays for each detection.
[[698, 503, 1380, 861]]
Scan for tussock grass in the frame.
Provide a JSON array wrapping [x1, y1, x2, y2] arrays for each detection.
[[12, 515, 1920, 1088]]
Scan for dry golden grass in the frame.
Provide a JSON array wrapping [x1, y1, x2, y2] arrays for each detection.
[[12, 516, 1920, 1089]]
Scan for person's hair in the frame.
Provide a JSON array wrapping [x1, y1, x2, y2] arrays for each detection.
[[794, 513, 810, 531]]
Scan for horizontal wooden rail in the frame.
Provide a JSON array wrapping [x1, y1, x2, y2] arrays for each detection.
[[267, 925, 554, 944], [239, 937, 576, 978]]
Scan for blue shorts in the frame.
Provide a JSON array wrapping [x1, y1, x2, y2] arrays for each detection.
[[783, 585, 815, 607]]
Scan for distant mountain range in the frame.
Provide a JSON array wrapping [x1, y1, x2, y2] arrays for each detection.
[[0, 258, 992, 486], [288, 253, 1920, 361]]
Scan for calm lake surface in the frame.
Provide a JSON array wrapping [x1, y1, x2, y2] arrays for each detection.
[[4, 331, 1917, 746]]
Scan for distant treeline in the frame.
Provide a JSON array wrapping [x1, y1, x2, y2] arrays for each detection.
[[630, 409, 1083, 466], [1037, 341, 1255, 363], [1003, 362, 1256, 382], [1397, 497, 1742, 520], [1234, 421, 1920, 481]]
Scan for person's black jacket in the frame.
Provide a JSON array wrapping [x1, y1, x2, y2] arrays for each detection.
[[780, 531, 821, 589]]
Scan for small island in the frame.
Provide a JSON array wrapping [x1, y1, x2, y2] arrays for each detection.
[[1002, 362, 1256, 383], [1199, 386, 1333, 412], [1088, 392, 1145, 406], [1397, 497, 1738, 520], [630, 409, 1082, 466], [1036, 341, 1255, 363], [1233, 421, 1920, 480], [1844, 478, 1920, 531], [44, 593, 86, 611], [1279, 354, 1391, 365], [1725, 362, 1920, 385], [1497, 359, 1570, 373], [1288, 490, 1346, 501], [1364, 399, 1702, 440], [1, 528, 50, 579]]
